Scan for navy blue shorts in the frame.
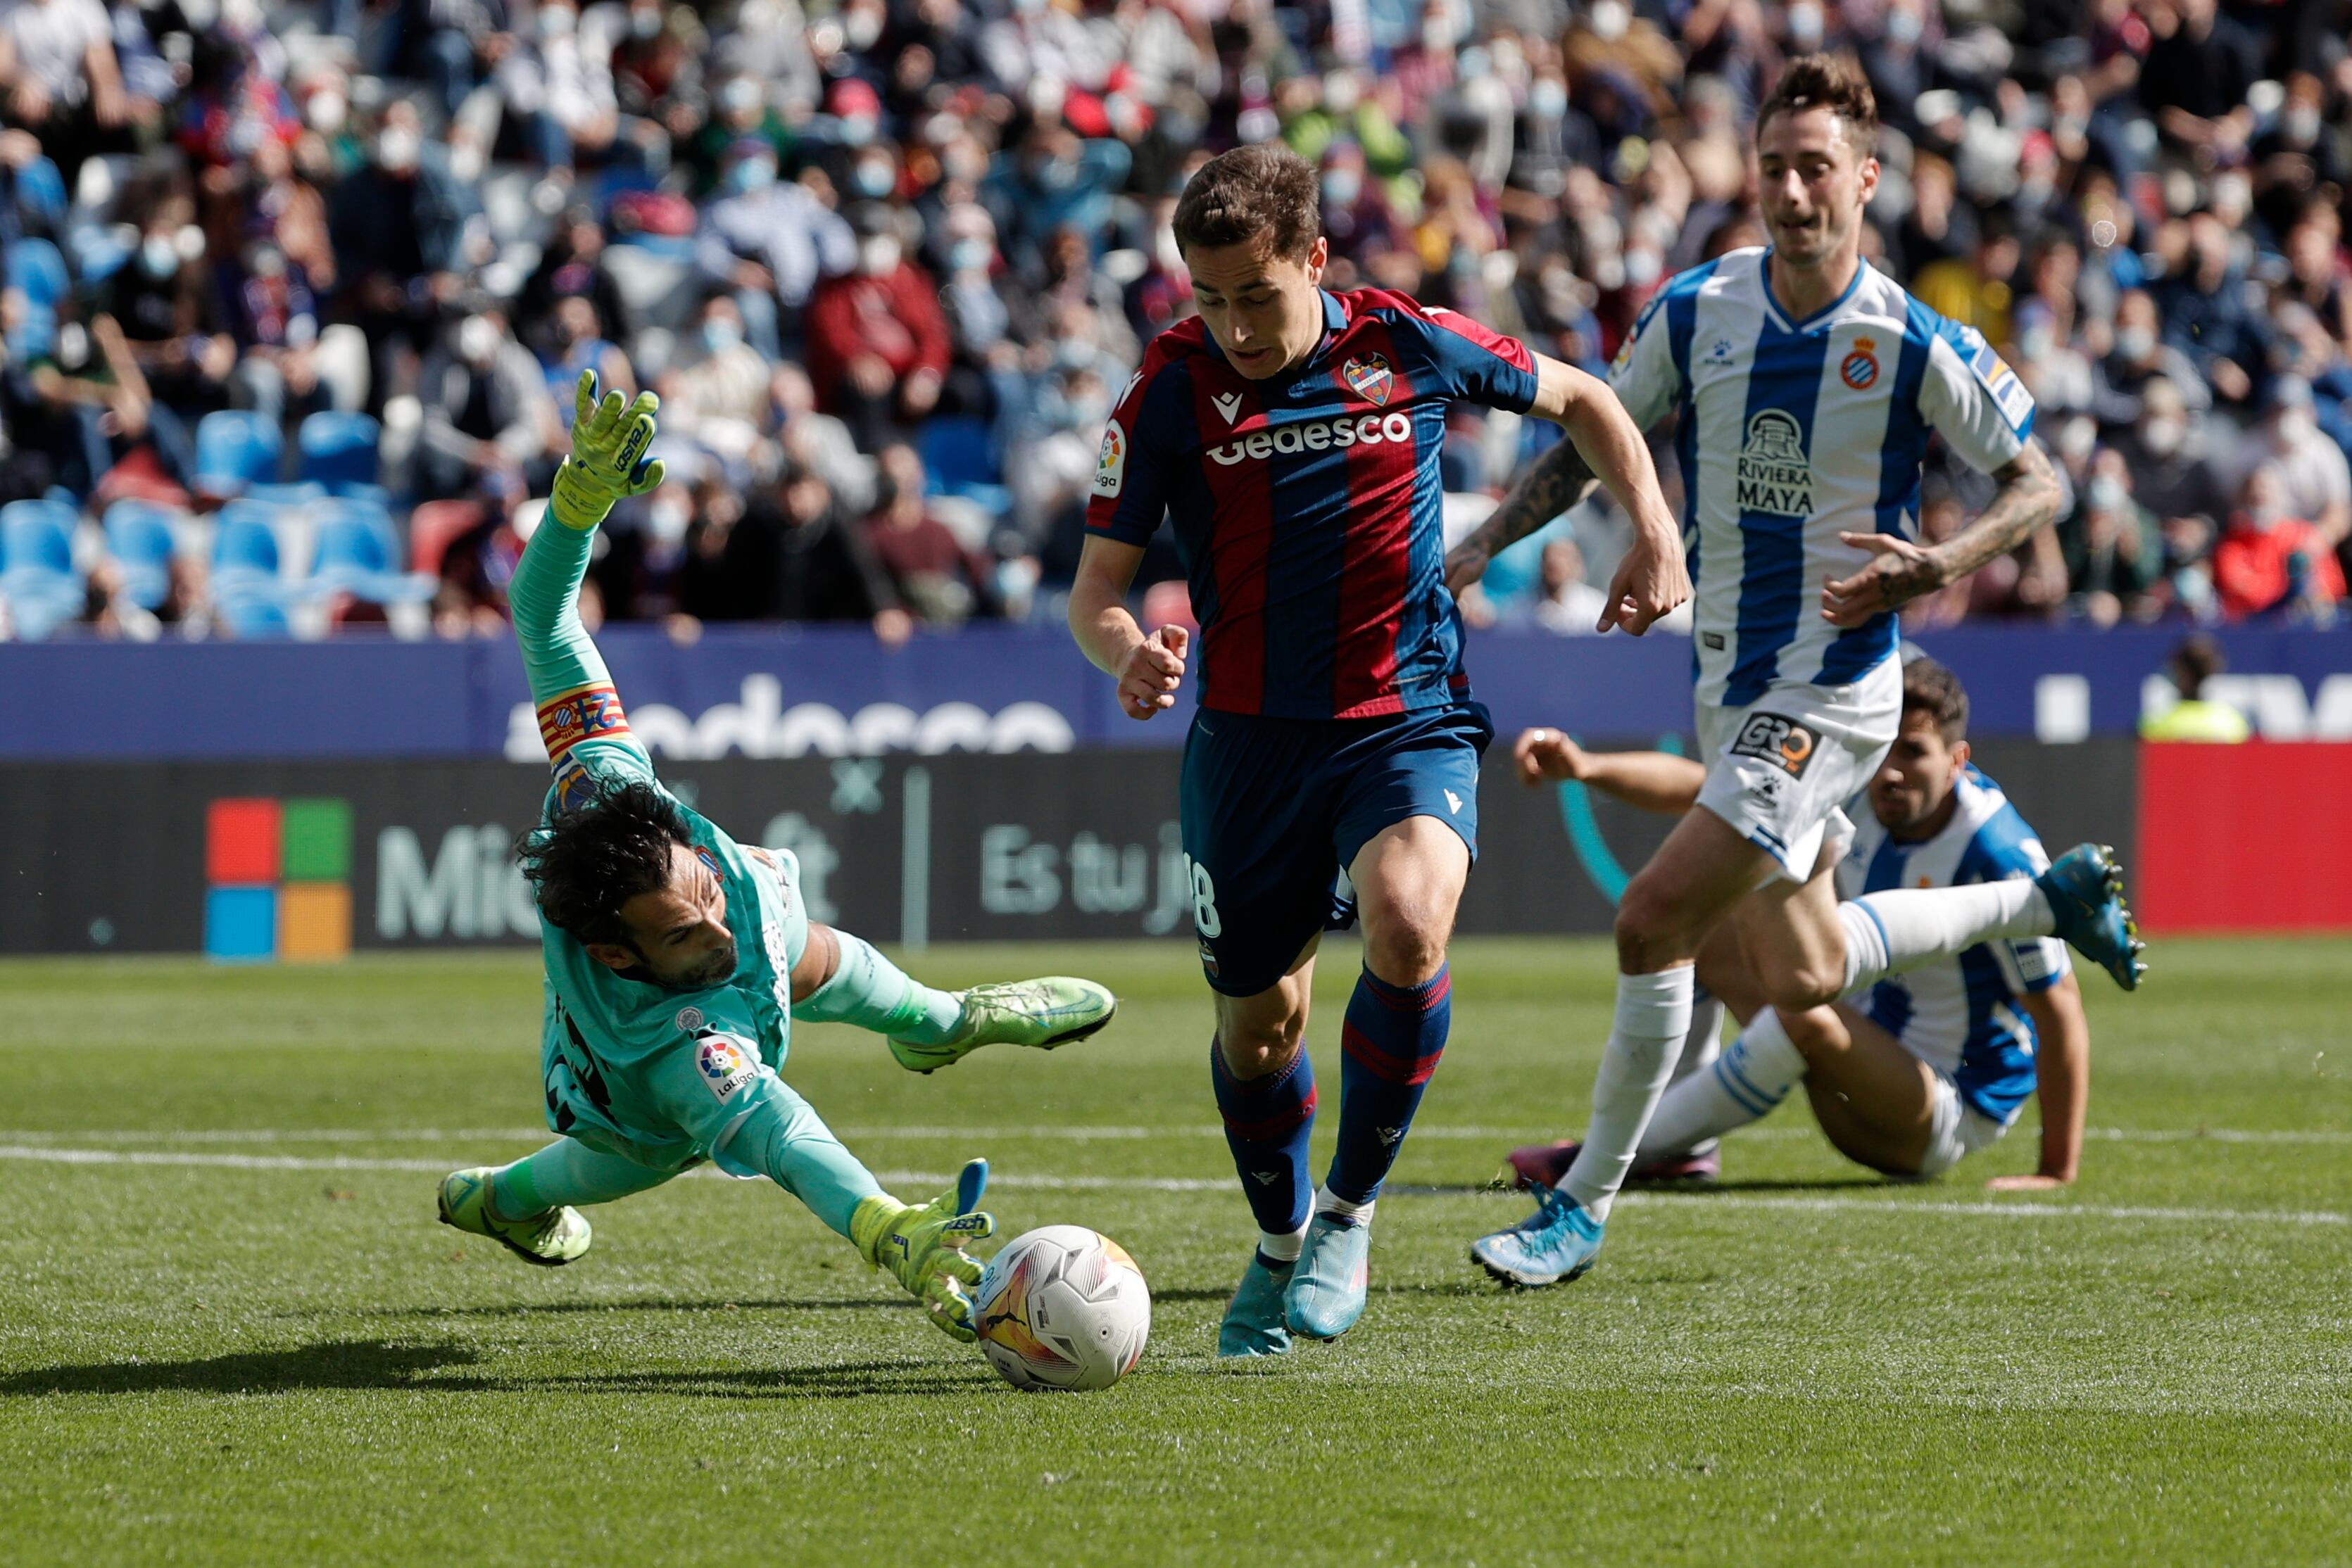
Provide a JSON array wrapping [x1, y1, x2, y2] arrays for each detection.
[[1178, 700, 1492, 997]]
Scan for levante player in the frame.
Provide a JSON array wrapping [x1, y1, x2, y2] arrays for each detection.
[[1068, 144, 1688, 1356], [435, 373, 1117, 1342]]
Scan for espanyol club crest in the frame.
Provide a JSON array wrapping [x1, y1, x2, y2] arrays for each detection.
[[1841, 337, 1880, 390], [1340, 354, 1394, 405]]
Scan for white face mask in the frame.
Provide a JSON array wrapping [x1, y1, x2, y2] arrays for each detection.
[[2286, 108, 2323, 144], [2278, 410, 2318, 445], [1530, 80, 1567, 120], [139, 235, 178, 279], [1323, 72, 1359, 115], [2115, 327, 2154, 362], [858, 235, 901, 277], [2143, 418, 2185, 457], [458, 315, 500, 367], [648, 495, 692, 543], [1589, 0, 1630, 42], [1787, 1, 1823, 47], [377, 126, 421, 173], [631, 6, 661, 37]]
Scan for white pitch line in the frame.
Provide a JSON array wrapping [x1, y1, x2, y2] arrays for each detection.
[[1, 1145, 2344, 1224], [1, 1123, 2348, 1147]]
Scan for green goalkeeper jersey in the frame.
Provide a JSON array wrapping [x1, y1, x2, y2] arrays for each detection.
[[512, 514, 810, 1172]]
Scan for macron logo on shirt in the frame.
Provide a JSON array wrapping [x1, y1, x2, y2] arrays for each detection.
[[1212, 391, 1243, 424]]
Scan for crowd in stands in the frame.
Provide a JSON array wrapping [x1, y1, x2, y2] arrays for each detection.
[[1, 0, 2349, 642]]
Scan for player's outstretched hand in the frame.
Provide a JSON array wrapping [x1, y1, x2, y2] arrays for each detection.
[[1514, 726, 1591, 786], [548, 369, 665, 532], [1597, 524, 1692, 634], [1117, 624, 1188, 721], [1820, 531, 1943, 626]]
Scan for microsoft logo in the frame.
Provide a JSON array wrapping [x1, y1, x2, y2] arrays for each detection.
[[205, 797, 353, 962]]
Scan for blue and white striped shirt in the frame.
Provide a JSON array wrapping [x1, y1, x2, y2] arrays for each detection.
[[1835, 767, 2069, 1125], [1609, 249, 2035, 709]]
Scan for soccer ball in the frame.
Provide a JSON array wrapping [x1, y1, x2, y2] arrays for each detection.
[[971, 1225, 1151, 1391]]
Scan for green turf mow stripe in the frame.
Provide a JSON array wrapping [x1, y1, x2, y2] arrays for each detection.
[[4, 1144, 2346, 1227]]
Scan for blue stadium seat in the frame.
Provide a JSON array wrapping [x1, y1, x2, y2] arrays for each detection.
[[216, 593, 291, 638], [211, 503, 296, 638], [1, 497, 84, 640], [212, 500, 285, 576], [5, 237, 68, 360], [101, 498, 184, 611], [918, 415, 1013, 522], [194, 410, 284, 495], [296, 412, 383, 494], [309, 497, 434, 606]]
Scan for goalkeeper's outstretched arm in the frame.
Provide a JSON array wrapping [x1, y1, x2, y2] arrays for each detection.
[[510, 372, 666, 769]]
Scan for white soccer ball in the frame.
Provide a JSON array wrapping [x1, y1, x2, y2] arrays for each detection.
[[971, 1225, 1151, 1391]]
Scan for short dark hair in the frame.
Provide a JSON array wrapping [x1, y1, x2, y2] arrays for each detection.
[[2170, 632, 2225, 699], [1756, 54, 1878, 156], [1172, 144, 1321, 261], [1901, 657, 1970, 745], [517, 778, 694, 947]]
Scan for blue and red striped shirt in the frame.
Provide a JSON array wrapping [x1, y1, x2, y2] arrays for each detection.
[[1084, 287, 1540, 720]]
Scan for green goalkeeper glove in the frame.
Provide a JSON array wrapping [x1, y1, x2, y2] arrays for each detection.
[[548, 369, 665, 532], [850, 1159, 997, 1342]]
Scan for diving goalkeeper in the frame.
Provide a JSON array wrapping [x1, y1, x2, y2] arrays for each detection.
[[435, 374, 1117, 1342]]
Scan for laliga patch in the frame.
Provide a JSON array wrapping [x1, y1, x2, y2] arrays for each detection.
[[537, 683, 631, 763], [1093, 419, 1126, 498], [1340, 354, 1394, 405], [1728, 712, 1820, 779], [696, 1032, 760, 1101]]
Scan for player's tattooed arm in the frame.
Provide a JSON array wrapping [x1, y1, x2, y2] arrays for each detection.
[[1442, 437, 1598, 595], [1820, 440, 2064, 626]]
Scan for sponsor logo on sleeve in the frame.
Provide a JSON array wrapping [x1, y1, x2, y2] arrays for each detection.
[[537, 683, 631, 763], [1093, 419, 1127, 498], [1728, 712, 1820, 778], [696, 1032, 761, 1101]]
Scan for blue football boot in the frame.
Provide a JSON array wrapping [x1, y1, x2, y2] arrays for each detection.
[[1470, 1184, 1605, 1288], [2035, 843, 2147, 991], [1284, 1213, 1371, 1341], [1217, 1249, 1295, 1358]]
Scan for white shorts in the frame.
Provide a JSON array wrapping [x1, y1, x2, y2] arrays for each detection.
[[1914, 1073, 2012, 1177], [1694, 655, 1903, 883]]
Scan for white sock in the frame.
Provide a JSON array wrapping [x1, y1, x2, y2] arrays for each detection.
[[1258, 1222, 1309, 1263], [1315, 1187, 1375, 1227], [1638, 1009, 1807, 1156], [1652, 992, 1725, 1158], [1560, 967, 1694, 1221], [1839, 881, 2053, 993]]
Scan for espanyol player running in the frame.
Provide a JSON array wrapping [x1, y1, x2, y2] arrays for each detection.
[[1504, 659, 2095, 1191], [1068, 144, 1687, 1356], [1447, 58, 2144, 1289], [436, 372, 1117, 1343]]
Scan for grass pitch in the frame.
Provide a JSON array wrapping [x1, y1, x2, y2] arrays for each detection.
[[1, 935, 2347, 1566]]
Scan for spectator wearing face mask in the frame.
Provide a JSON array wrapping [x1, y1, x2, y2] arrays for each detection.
[[2093, 288, 2211, 427], [2251, 377, 2352, 548], [656, 291, 767, 462], [2213, 464, 2345, 621], [678, 458, 908, 642], [985, 124, 1131, 279], [684, 72, 794, 199], [2061, 448, 2160, 625], [415, 305, 557, 501], [495, 0, 624, 184], [222, 234, 330, 436], [693, 137, 855, 360], [803, 203, 950, 451], [2117, 378, 2229, 533], [328, 105, 470, 390]]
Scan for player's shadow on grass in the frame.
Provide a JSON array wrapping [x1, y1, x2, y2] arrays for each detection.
[[374, 1296, 929, 1320], [1394, 1177, 1899, 1198], [1, 1339, 991, 1402], [0, 1339, 479, 1397]]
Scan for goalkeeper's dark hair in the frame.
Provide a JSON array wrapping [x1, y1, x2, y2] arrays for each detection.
[[1900, 657, 1970, 745], [516, 778, 694, 947]]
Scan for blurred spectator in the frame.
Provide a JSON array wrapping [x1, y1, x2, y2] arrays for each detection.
[[415, 305, 555, 500], [2213, 466, 2346, 622], [862, 443, 995, 626], [1514, 538, 1609, 634], [693, 138, 854, 360], [2059, 448, 2159, 626], [677, 459, 908, 643], [805, 203, 950, 450]]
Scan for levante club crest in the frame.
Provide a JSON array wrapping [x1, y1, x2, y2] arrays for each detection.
[[1341, 354, 1394, 405]]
